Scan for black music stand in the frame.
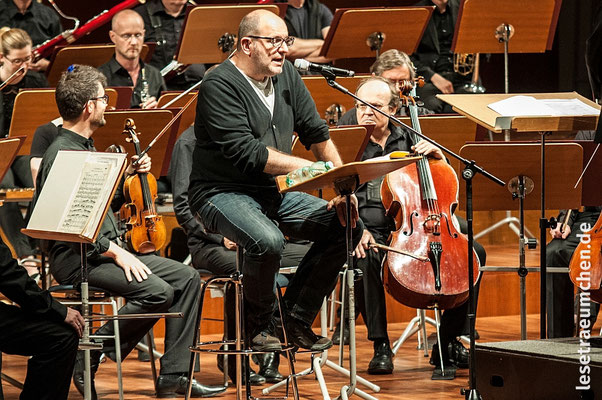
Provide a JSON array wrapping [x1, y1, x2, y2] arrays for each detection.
[[277, 156, 421, 400], [459, 142, 583, 340], [439, 92, 600, 342]]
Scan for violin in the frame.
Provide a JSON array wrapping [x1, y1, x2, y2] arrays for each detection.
[[568, 212, 602, 303], [380, 84, 480, 310], [119, 118, 167, 254]]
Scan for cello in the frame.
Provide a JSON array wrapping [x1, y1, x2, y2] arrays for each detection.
[[119, 118, 167, 254], [380, 85, 480, 310], [568, 212, 602, 303]]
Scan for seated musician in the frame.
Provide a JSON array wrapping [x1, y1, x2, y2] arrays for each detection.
[[189, 9, 363, 353], [98, 10, 166, 109], [336, 76, 486, 374], [284, 0, 333, 63], [0, 236, 83, 400], [338, 49, 433, 125], [410, 0, 475, 113], [169, 125, 312, 384], [546, 130, 602, 338], [0, 0, 62, 71], [0, 27, 48, 280], [33, 64, 226, 399], [134, 0, 206, 90]]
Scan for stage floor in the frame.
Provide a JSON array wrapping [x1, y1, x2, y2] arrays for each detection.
[[4, 313, 595, 400]]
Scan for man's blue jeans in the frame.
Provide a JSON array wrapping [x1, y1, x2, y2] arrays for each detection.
[[196, 190, 364, 336]]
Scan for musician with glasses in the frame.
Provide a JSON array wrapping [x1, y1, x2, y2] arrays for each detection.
[[0, 27, 48, 281], [134, 0, 206, 90], [98, 10, 166, 109], [0, 0, 62, 71], [189, 9, 363, 353]]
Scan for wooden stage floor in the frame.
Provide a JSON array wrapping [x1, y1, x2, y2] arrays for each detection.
[[4, 313, 595, 400]]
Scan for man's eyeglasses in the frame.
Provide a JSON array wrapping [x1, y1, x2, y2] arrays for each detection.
[[4, 55, 32, 65], [356, 103, 389, 112], [118, 32, 144, 41], [90, 94, 109, 104], [247, 35, 294, 49]]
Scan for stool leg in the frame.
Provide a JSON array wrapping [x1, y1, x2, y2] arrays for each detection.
[[146, 330, 158, 390], [111, 298, 124, 400], [234, 248, 245, 400], [186, 280, 209, 400], [275, 284, 299, 400]]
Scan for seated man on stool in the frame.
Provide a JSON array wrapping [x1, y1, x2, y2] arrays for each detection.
[[336, 76, 485, 375], [189, 10, 363, 354], [169, 125, 311, 384], [34, 65, 225, 399]]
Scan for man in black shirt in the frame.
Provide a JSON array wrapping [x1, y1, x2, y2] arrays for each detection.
[[0, 236, 82, 400], [189, 10, 363, 353], [284, 0, 332, 62], [0, 0, 61, 71], [98, 10, 166, 109], [35, 65, 225, 399], [134, 0, 206, 90], [411, 0, 473, 113]]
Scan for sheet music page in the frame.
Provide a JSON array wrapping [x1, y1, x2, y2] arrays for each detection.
[[488, 96, 600, 117], [487, 96, 555, 116], [59, 161, 111, 234], [538, 98, 600, 116]]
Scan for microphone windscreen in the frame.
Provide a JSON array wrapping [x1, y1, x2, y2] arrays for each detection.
[[294, 59, 310, 71]]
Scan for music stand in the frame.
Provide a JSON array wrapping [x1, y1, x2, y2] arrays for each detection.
[[319, 7, 434, 60], [7, 89, 118, 155], [395, 115, 478, 173], [170, 4, 280, 66], [302, 75, 367, 124], [452, 0, 562, 93], [439, 92, 600, 340], [94, 109, 176, 177], [459, 142, 583, 339], [45, 44, 152, 87], [276, 156, 420, 400], [572, 140, 602, 207]]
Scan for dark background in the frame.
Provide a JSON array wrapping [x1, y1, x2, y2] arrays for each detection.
[[41, 0, 600, 98]]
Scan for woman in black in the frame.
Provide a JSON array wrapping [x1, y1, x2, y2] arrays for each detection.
[[0, 27, 48, 278]]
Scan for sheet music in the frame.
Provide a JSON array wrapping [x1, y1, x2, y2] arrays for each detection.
[[488, 95, 600, 117], [25, 151, 127, 242], [59, 162, 110, 234]]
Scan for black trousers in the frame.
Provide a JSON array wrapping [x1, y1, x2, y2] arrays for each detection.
[[51, 252, 201, 375], [0, 156, 35, 258], [0, 303, 78, 400], [191, 240, 310, 341], [546, 210, 601, 338]]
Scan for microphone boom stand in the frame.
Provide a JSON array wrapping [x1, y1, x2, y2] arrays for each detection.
[[320, 71, 505, 399]]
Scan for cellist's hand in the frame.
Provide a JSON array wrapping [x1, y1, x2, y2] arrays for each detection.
[[327, 194, 359, 228], [550, 223, 571, 239], [353, 229, 377, 259], [412, 140, 444, 160], [126, 154, 152, 175]]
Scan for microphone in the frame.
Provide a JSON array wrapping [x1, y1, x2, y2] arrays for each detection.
[[294, 59, 355, 77]]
